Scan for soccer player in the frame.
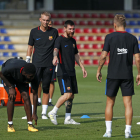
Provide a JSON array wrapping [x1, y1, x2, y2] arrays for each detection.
[[0, 58, 38, 132], [96, 14, 140, 138], [26, 11, 58, 119], [38, 19, 56, 106], [48, 20, 87, 125]]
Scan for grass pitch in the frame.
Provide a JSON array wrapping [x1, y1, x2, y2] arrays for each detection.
[[1, 66, 140, 140]]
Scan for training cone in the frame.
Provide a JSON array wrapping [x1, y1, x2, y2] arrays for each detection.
[[81, 115, 90, 118]]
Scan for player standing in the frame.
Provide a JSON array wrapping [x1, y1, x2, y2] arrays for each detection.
[[26, 11, 58, 119], [0, 58, 38, 132], [37, 19, 56, 106], [96, 14, 140, 138], [48, 20, 87, 125]]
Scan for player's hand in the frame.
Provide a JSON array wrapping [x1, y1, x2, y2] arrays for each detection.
[[8, 87, 16, 101], [136, 74, 140, 86], [82, 68, 87, 78], [32, 114, 38, 125], [53, 56, 59, 66], [96, 71, 102, 82]]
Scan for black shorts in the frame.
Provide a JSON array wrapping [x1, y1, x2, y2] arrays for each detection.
[[105, 78, 134, 97], [36, 67, 53, 93], [51, 66, 56, 82], [58, 75, 78, 95], [3, 76, 29, 94]]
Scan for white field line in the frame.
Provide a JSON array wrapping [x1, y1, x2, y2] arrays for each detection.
[[0, 116, 140, 120]]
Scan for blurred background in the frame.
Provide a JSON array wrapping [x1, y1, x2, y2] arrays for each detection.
[[0, 0, 139, 66]]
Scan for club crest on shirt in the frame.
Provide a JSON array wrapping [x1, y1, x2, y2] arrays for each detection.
[[67, 87, 71, 90], [73, 44, 75, 48], [49, 36, 53, 40]]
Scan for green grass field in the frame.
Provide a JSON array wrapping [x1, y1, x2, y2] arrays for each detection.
[[1, 66, 140, 140]]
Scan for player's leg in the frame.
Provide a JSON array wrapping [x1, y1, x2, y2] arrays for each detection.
[[48, 75, 79, 125], [38, 81, 42, 105], [49, 67, 56, 106], [48, 82, 55, 106], [121, 79, 134, 138], [3, 78, 16, 132], [48, 92, 73, 125], [64, 76, 80, 125], [123, 96, 133, 138], [18, 83, 38, 132], [41, 67, 53, 119], [104, 95, 115, 137], [103, 78, 119, 137]]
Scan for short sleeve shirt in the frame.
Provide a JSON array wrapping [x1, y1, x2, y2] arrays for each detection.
[[54, 35, 78, 76], [2, 58, 38, 91], [28, 26, 58, 67], [103, 31, 139, 79]]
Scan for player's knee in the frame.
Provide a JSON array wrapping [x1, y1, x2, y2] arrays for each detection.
[[64, 93, 73, 100], [71, 94, 74, 99], [8, 94, 16, 102], [21, 92, 29, 102], [42, 87, 49, 94]]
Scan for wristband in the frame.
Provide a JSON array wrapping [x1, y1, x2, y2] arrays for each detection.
[[26, 56, 31, 63]]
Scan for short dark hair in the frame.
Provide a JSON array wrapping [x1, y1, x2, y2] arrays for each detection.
[[23, 63, 36, 75], [64, 20, 75, 28]]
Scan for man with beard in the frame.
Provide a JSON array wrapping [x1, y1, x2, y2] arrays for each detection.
[[26, 11, 58, 119], [0, 58, 38, 132], [48, 20, 87, 125]]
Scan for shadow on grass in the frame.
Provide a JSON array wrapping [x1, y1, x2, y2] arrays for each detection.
[[58, 112, 104, 118], [73, 102, 102, 105], [36, 125, 72, 131]]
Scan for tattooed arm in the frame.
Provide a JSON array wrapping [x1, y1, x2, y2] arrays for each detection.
[[96, 51, 108, 82], [134, 53, 140, 85], [52, 48, 59, 65]]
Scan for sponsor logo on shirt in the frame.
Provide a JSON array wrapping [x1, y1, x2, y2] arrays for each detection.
[[36, 38, 41, 40], [49, 36, 53, 40], [67, 87, 71, 90], [65, 45, 68, 47], [117, 48, 128, 55], [73, 44, 75, 48]]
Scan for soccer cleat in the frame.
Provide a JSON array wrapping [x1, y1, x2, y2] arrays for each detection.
[[28, 124, 38, 132], [64, 119, 80, 125], [21, 116, 27, 119], [7, 124, 15, 132], [48, 102, 54, 106], [137, 122, 140, 125], [42, 114, 48, 119], [37, 102, 41, 106], [125, 132, 133, 138], [48, 111, 58, 125], [103, 131, 112, 137]]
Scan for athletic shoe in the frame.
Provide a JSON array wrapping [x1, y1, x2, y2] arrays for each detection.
[[7, 124, 15, 132], [48, 111, 58, 125], [137, 122, 140, 125], [48, 102, 54, 106], [21, 116, 27, 119], [37, 102, 41, 106], [64, 119, 80, 125], [42, 114, 48, 119], [103, 131, 111, 137], [28, 124, 38, 132], [125, 132, 133, 138]]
